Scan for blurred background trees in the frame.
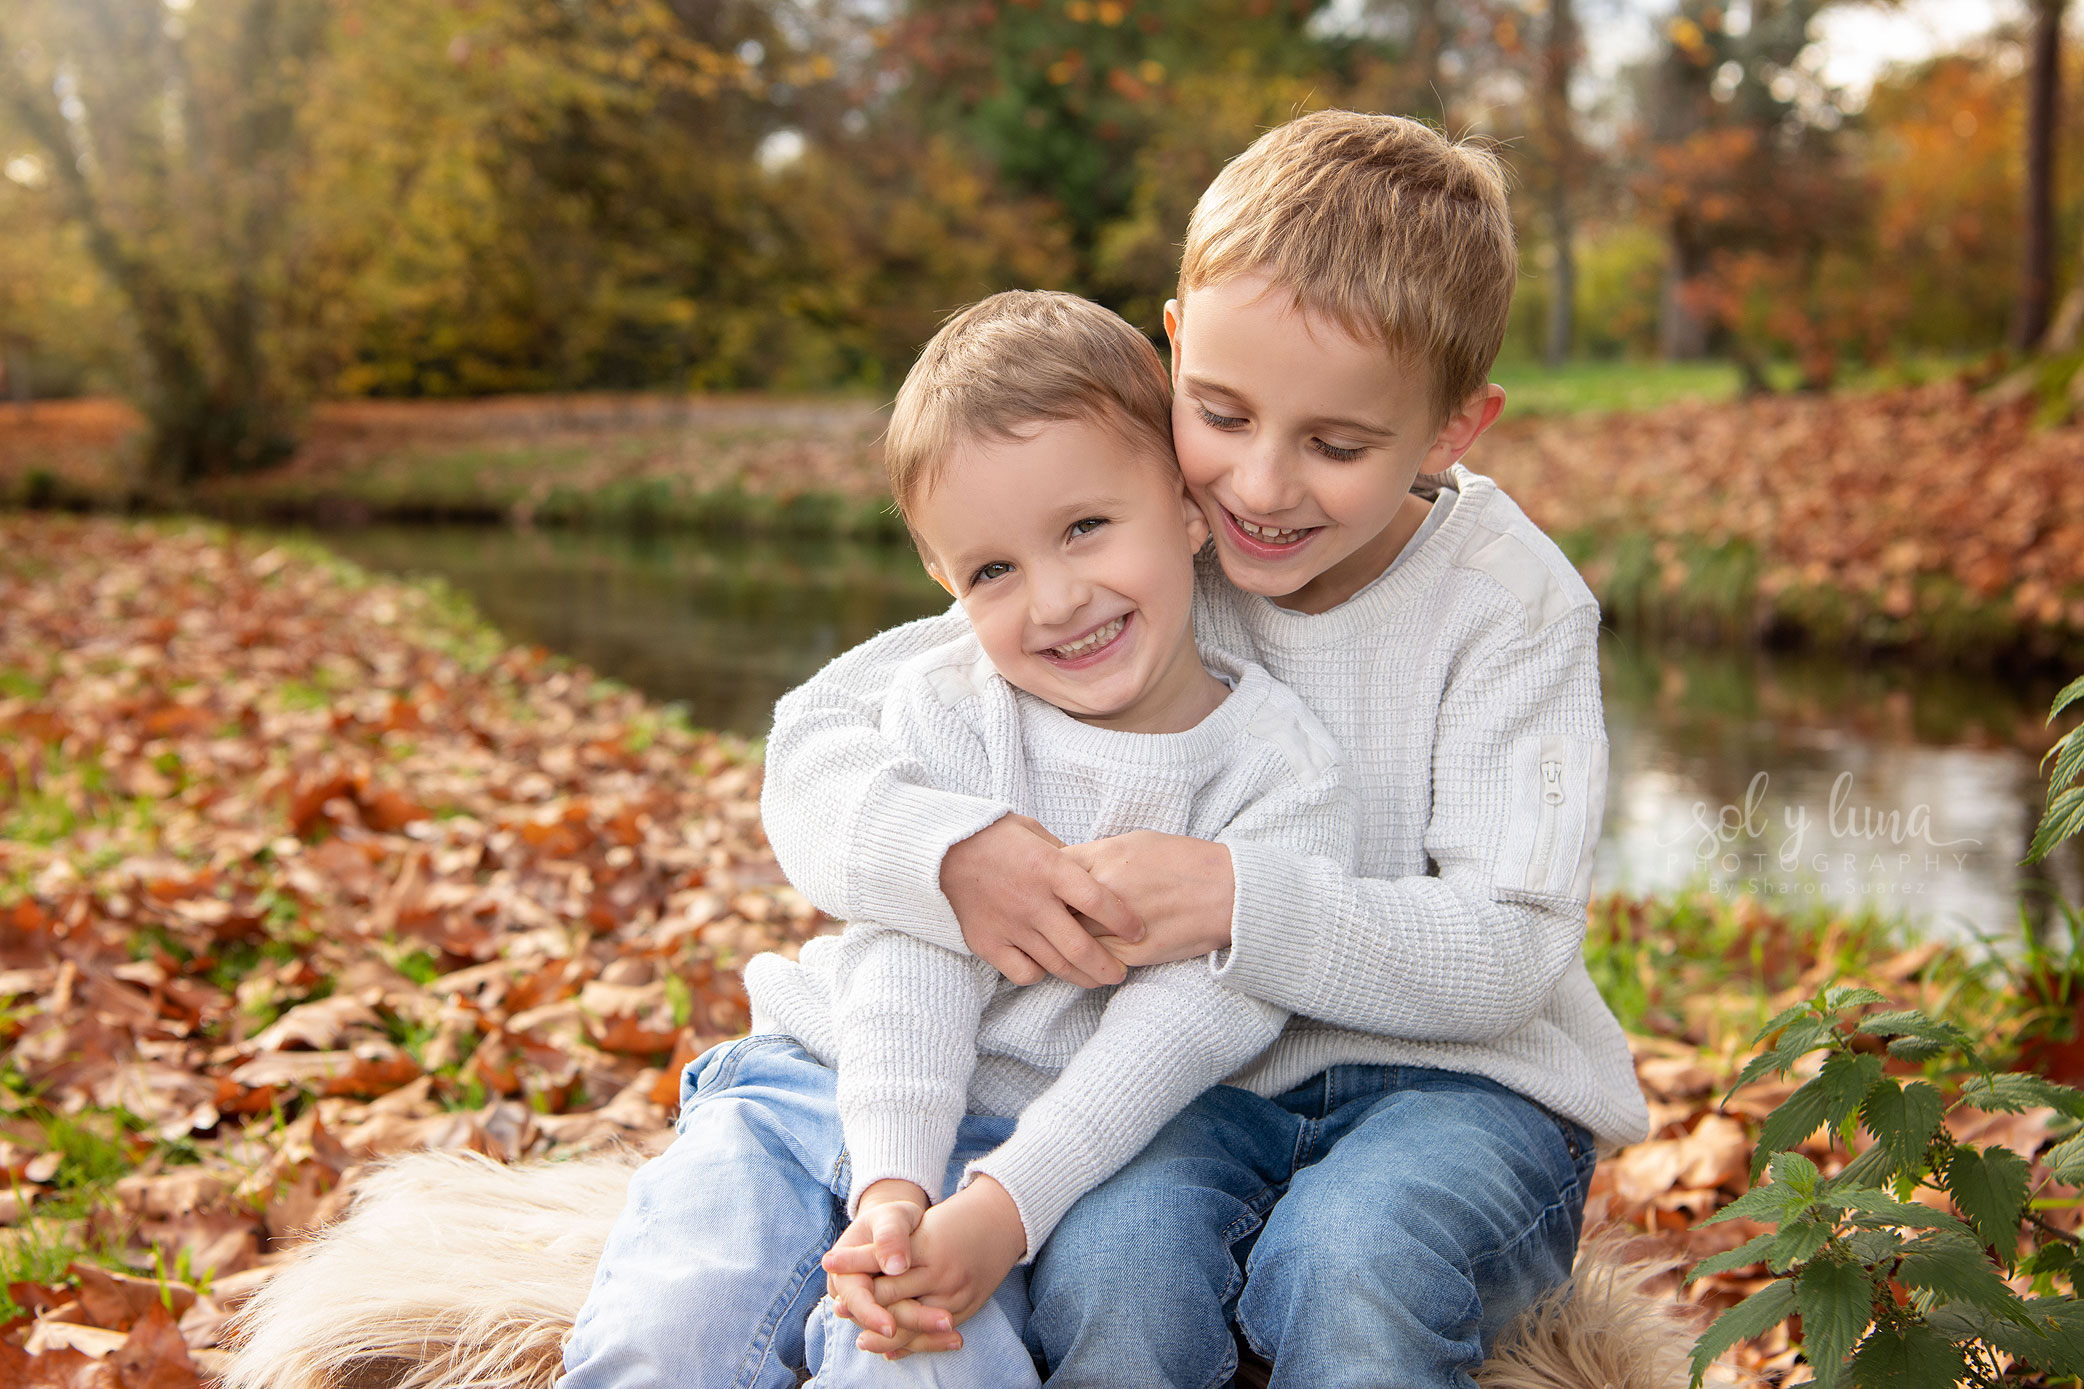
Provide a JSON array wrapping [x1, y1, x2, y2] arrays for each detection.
[[0, 0, 2078, 478]]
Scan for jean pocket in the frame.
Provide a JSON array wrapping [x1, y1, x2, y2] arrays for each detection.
[[677, 1033, 798, 1118]]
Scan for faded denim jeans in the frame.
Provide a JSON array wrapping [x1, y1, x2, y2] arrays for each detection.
[[559, 1036, 1043, 1389], [1027, 1065, 1598, 1389]]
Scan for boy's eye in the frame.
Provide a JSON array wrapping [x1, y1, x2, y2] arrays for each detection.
[[1069, 517, 1108, 537], [971, 561, 1013, 585], [1312, 439, 1364, 462], [1194, 402, 1245, 431]]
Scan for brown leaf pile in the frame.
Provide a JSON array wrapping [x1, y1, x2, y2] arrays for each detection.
[[0, 516, 821, 1378], [1482, 380, 2084, 642]]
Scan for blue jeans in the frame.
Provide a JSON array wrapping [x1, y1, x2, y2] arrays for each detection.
[[559, 1036, 1044, 1389], [1027, 1066, 1598, 1389]]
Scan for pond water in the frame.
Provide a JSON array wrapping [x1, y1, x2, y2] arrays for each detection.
[[314, 525, 2079, 944]]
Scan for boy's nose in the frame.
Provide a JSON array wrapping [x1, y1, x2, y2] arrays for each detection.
[[1229, 449, 1302, 517], [1028, 563, 1090, 627]]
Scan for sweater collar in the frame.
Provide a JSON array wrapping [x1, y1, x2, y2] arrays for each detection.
[[1219, 465, 1495, 649]]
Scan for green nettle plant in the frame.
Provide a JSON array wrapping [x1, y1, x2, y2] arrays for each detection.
[[1686, 676, 2084, 1388]]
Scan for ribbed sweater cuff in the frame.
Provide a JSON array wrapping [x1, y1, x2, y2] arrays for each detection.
[[1211, 839, 1326, 1007], [847, 783, 1008, 954], [845, 1110, 957, 1214], [963, 1129, 1102, 1262]]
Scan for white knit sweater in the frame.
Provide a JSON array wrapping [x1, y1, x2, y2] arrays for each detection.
[[746, 639, 1355, 1254], [760, 468, 1651, 1152]]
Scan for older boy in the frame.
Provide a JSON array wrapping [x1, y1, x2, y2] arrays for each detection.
[[760, 112, 1651, 1387], [559, 292, 1353, 1389]]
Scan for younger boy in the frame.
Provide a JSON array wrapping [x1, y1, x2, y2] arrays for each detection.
[[558, 290, 1354, 1389], [761, 112, 1651, 1387]]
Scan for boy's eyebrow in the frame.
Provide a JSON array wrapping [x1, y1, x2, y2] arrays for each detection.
[[1181, 373, 1398, 438]]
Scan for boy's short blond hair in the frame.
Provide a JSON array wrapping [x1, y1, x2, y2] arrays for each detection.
[[1179, 111, 1515, 425], [886, 291, 1173, 521]]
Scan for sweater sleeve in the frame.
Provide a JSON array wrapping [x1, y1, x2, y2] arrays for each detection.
[[1211, 604, 1608, 1044], [760, 607, 1005, 954], [963, 959, 1285, 1257], [964, 713, 1355, 1257], [833, 927, 998, 1211]]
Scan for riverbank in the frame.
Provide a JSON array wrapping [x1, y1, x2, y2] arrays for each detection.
[[4, 375, 2079, 668], [0, 517, 2067, 1381]]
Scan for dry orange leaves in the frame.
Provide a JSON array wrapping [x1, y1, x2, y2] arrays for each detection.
[[0, 517, 816, 1380], [1484, 380, 2084, 642]]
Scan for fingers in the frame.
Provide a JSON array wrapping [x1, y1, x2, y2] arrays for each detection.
[[1017, 921, 1119, 989], [822, 1241, 885, 1277], [1002, 813, 1066, 848], [854, 1324, 963, 1357], [974, 938, 1047, 987], [869, 1206, 914, 1278], [1052, 856, 1143, 943], [828, 1270, 893, 1339]]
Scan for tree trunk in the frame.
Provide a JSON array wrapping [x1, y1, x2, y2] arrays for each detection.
[[1660, 236, 1711, 361], [1541, 0, 1579, 367], [2014, 0, 2067, 351]]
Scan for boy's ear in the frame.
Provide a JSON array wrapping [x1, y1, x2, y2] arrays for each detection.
[[1428, 383, 1507, 469], [1162, 299, 1183, 383], [1178, 479, 1210, 551], [924, 563, 955, 598]]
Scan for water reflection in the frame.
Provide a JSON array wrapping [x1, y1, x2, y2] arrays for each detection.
[[312, 525, 2079, 939]]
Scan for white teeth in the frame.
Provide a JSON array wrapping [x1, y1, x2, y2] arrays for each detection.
[[1050, 616, 1125, 658], [1236, 516, 1308, 544]]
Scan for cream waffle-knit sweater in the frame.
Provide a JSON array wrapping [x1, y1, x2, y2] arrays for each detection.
[[746, 640, 1355, 1255], [760, 467, 1651, 1154]]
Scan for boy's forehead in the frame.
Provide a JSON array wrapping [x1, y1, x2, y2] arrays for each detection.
[[1176, 277, 1435, 420]]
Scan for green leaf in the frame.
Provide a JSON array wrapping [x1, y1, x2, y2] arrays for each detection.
[[2044, 724, 2084, 796], [1856, 1010, 1975, 1058], [1884, 1035, 1945, 1062], [1795, 1257, 1875, 1389], [1752, 1002, 1818, 1048], [1860, 1079, 1945, 1180], [2050, 673, 2084, 721], [1704, 1173, 1815, 1229], [1956, 1072, 2084, 1120], [1766, 1214, 1836, 1273], [1824, 1188, 1980, 1242], [2028, 1296, 2084, 1377], [1687, 1231, 1776, 1283], [1827, 1140, 1895, 1193], [1754, 1073, 1839, 1179], [1689, 1278, 1796, 1388], [1896, 1231, 2030, 1320], [1925, 1303, 2053, 1370], [1727, 1015, 1835, 1105], [2028, 784, 2084, 864], [2047, 1131, 2084, 1184], [1846, 1319, 1968, 1389], [1941, 1145, 2030, 1250], [1820, 1051, 1885, 1131], [1844, 1228, 1904, 1267], [1822, 986, 1889, 1013]]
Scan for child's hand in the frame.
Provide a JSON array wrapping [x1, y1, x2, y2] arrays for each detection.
[[942, 814, 1142, 988], [1066, 830, 1234, 966], [846, 1175, 1028, 1359], [822, 1180, 957, 1349]]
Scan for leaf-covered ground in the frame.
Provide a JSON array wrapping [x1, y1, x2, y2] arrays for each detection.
[[0, 516, 2072, 1386]]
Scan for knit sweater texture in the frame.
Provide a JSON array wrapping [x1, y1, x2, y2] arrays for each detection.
[[760, 467, 1652, 1153], [746, 640, 1355, 1254]]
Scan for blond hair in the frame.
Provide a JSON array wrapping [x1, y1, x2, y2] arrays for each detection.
[[885, 291, 1174, 520], [1179, 111, 1516, 424]]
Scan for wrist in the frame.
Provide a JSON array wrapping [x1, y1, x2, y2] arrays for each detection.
[[858, 1178, 929, 1211], [950, 1174, 1028, 1262]]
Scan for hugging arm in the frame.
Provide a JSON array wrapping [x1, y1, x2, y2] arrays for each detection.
[[1208, 606, 1609, 1042], [762, 615, 1138, 986]]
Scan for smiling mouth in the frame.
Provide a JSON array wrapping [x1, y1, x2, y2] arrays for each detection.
[[1225, 507, 1318, 549], [1043, 614, 1128, 661]]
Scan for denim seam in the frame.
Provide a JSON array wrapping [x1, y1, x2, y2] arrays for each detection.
[[1464, 1156, 1587, 1275], [734, 1233, 834, 1389]]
